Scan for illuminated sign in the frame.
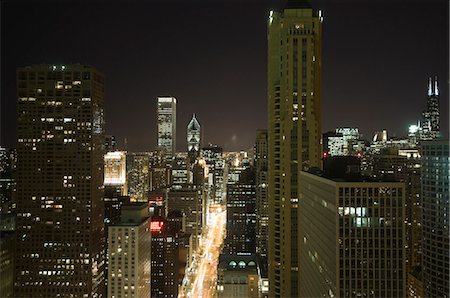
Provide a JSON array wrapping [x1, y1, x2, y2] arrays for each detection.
[[150, 221, 164, 233]]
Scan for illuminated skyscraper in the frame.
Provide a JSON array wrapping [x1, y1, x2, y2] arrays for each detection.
[[421, 140, 449, 297], [15, 64, 105, 296], [267, 0, 322, 296], [157, 96, 177, 159], [421, 77, 440, 140], [187, 114, 201, 158]]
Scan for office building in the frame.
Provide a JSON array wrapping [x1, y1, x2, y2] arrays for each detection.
[[298, 170, 406, 297], [167, 188, 203, 250], [126, 152, 151, 201], [107, 204, 151, 297], [421, 77, 440, 140], [255, 130, 269, 258], [225, 164, 256, 255], [217, 254, 259, 298], [171, 152, 190, 189], [421, 140, 449, 297], [187, 114, 201, 159], [150, 216, 188, 298], [201, 144, 225, 204], [104, 151, 127, 197], [267, 0, 322, 295], [0, 147, 15, 216], [105, 135, 117, 152], [14, 64, 105, 297], [157, 96, 177, 159]]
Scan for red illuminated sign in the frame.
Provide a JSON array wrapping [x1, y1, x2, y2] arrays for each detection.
[[150, 221, 164, 232]]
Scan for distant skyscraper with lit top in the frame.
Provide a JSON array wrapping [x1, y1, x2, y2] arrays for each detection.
[[14, 64, 105, 297], [421, 76, 440, 140], [187, 114, 201, 154], [157, 96, 177, 159], [267, 0, 322, 296]]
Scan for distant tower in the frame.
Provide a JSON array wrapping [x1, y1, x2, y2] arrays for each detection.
[[157, 96, 177, 159], [421, 76, 440, 139], [187, 114, 201, 157]]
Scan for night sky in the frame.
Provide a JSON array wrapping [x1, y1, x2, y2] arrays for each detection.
[[1, 0, 448, 152]]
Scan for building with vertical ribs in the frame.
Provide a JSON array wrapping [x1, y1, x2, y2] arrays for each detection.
[[267, 0, 322, 296]]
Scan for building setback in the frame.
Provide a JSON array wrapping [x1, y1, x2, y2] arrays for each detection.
[[14, 64, 105, 296], [298, 171, 406, 297], [267, 0, 322, 296]]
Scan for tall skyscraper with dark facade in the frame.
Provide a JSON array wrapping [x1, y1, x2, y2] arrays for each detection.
[[421, 77, 440, 140], [157, 96, 177, 159], [224, 163, 256, 255], [14, 64, 105, 297], [421, 140, 449, 297], [267, 0, 322, 296]]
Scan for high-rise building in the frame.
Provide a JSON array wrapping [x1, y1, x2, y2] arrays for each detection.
[[0, 147, 16, 217], [255, 130, 268, 258], [157, 96, 177, 159], [224, 163, 256, 255], [421, 77, 440, 140], [298, 169, 406, 297], [167, 188, 203, 250], [171, 152, 190, 189], [150, 216, 188, 298], [105, 135, 117, 152], [126, 152, 151, 201], [107, 204, 151, 297], [421, 140, 449, 297], [187, 114, 201, 158], [104, 151, 127, 196], [201, 144, 225, 204], [267, 0, 322, 296], [14, 64, 105, 296]]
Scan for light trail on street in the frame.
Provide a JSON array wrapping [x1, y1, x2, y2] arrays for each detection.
[[180, 206, 226, 298]]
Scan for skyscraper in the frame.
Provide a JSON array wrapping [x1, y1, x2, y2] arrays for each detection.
[[267, 0, 322, 296], [107, 204, 151, 297], [298, 170, 406, 297], [157, 96, 177, 159], [421, 77, 440, 140], [15, 64, 105, 296], [421, 140, 449, 297], [187, 114, 201, 158], [255, 129, 268, 258]]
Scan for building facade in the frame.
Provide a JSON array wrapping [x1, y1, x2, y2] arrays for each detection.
[[107, 204, 151, 297], [14, 64, 105, 296], [255, 130, 269, 258], [267, 0, 322, 296], [421, 140, 449, 297], [157, 96, 177, 159], [298, 171, 406, 297]]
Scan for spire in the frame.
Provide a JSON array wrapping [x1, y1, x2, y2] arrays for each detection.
[[428, 77, 433, 96], [434, 76, 439, 96]]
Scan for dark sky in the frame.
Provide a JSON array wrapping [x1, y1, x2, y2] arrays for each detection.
[[1, 0, 448, 152]]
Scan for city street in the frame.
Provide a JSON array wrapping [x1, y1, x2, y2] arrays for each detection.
[[180, 207, 226, 298]]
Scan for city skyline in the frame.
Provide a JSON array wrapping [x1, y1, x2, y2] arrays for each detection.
[[1, 0, 448, 152]]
